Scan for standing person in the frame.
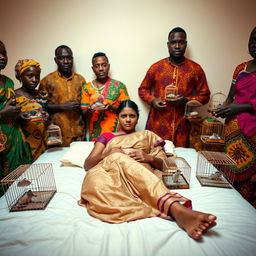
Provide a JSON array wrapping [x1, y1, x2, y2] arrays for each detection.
[[215, 27, 256, 207], [0, 41, 31, 189], [79, 100, 217, 240], [39, 45, 86, 146], [81, 52, 130, 141], [139, 27, 210, 147], [15, 59, 48, 162]]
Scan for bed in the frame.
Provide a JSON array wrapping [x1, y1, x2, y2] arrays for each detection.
[[0, 142, 256, 256]]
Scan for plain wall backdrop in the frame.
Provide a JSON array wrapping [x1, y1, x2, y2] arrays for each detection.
[[1, 0, 255, 130]]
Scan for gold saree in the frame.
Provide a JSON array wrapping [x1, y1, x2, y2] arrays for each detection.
[[79, 130, 191, 223]]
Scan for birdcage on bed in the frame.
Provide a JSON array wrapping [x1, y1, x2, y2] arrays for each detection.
[[196, 151, 236, 188], [200, 117, 225, 144], [162, 156, 191, 189], [0, 163, 57, 211]]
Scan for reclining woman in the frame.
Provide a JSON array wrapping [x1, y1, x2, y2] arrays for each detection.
[[79, 99, 217, 240]]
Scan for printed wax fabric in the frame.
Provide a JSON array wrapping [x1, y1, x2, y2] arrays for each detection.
[[39, 71, 86, 146], [139, 58, 210, 147], [0, 76, 31, 178], [16, 92, 48, 161], [81, 78, 129, 141]]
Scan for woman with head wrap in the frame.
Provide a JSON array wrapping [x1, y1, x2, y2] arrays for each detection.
[[0, 42, 32, 194], [15, 59, 48, 161]]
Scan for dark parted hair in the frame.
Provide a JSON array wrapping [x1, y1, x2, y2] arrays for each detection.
[[55, 45, 72, 56], [117, 100, 139, 116], [168, 27, 187, 39], [92, 52, 109, 64]]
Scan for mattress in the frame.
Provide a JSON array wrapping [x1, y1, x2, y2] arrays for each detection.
[[0, 144, 255, 256]]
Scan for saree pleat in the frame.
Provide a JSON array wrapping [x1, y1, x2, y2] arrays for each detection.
[[79, 130, 191, 223]]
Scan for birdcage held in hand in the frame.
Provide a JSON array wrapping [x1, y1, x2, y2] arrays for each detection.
[[0, 163, 57, 211]]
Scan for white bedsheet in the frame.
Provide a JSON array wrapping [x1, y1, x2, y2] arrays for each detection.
[[0, 145, 256, 256]]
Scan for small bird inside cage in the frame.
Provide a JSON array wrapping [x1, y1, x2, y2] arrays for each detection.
[[208, 171, 222, 180], [172, 170, 182, 183], [17, 190, 37, 206]]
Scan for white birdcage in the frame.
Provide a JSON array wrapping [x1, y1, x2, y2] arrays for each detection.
[[162, 156, 191, 189], [201, 117, 225, 144], [196, 151, 236, 188], [185, 100, 203, 119], [0, 163, 57, 211], [46, 123, 62, 147], [208, 92, 227, 113]]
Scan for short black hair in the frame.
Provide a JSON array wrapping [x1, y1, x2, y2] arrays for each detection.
[[168, 27, 187, 39], [92, 52, 109, 64], [117, 100, 139, 116], [55, 45, 72, 56]]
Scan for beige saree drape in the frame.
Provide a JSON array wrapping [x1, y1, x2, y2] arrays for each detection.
[[79, 130, 191, 223]]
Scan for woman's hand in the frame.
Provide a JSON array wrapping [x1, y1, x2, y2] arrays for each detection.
[[0, 99, 21, 119], [126, 150, 153, 163], [215, 103, 253, 118]]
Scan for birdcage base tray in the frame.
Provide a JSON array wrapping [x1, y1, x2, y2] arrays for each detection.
[[196, 175, 232, 188], [162, 174, 189, 189], [201, 136, 225, 144], [10, 190, 56, 212]]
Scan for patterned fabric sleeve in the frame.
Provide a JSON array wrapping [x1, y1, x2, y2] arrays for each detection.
[[186, 66, 210, 105], [117, 82, 130, 103], [232, 62, 247, 84], [81, 83, 90, 110], [138, 65, 156, 104], [97, 132, 116, 145]]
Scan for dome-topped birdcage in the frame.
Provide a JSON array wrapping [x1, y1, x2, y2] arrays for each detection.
[[200, 117, 225, 144], [208, 92, 227, 113], [185, 100, 203, 119], [46, 123, 62, 147], [164, 84, 182, 101]]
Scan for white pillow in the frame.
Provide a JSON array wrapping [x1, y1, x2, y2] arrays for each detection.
[[164, 140, 176, 156], [60, 139, 175, 168], [60, 141, 95, 168]]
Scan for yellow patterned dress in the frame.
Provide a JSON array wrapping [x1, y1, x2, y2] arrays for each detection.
[[16, 92, 48, 162]]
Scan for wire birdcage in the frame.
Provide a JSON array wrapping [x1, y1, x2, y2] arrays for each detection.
[[196, 151, 236, 188], [46, 123, 62, 147], [162, 156, 191, 189], [185, 100, 203, 119], [0, 163, 57, 211], [201, 117, 225, 144]]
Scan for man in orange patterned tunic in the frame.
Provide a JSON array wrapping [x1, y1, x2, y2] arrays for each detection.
[[39, 45, 86, 146], [139, 27, 210, 147]]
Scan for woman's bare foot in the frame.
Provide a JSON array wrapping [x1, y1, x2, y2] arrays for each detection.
[[170, 202, 217, 240]]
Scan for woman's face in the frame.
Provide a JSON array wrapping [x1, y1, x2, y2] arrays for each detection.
[[0, 44, 8, 71], [21, 66, 41, 90], [118, 107, 138, 133]]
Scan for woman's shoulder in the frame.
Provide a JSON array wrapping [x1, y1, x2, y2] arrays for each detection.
[[233, 62, 248, 79], [2, 75, 14, 86], [97, 132, 116, 145]]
